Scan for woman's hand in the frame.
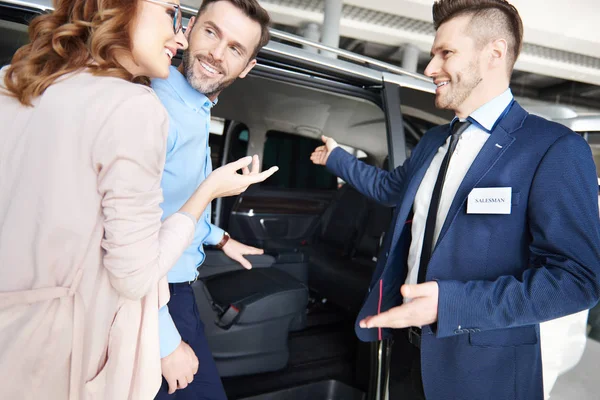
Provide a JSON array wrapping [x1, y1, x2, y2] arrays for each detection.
[[204, 155, 278, 198], [179, 155, 278, 221]]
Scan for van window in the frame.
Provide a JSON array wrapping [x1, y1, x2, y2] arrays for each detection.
[[0, 19, 29, 67], [262, 131, 338, 190], [226, 122, 250, 164]]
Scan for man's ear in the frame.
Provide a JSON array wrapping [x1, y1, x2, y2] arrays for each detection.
[[489, 38, 508, 68], [185, 16, 196, 40], [238, 59, 257, 79]]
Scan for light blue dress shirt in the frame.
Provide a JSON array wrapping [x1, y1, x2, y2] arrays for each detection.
[[456, 88, 514, 133], [152, 66, 225, 357]]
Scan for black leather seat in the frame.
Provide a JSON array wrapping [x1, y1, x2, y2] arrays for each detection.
[[307, 186, 393, 313], [307, 243, 375, 312], [305, 185, 369, 309], [352, 199, 394, 264], [316, 184, 370, 257], [192, 252, 308, 377], [190, 182, 392, 376]]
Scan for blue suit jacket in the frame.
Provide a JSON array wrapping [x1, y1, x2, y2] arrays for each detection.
[[327, 102, 600, 400]]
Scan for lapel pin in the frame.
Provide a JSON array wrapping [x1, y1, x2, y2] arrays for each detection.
[[495, 143, 503, 149]]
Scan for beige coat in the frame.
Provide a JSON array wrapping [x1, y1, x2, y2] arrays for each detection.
[[0, 70, 195, 399]]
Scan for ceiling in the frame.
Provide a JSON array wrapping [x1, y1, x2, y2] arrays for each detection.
[[337, 36, 600, 113], [213, 74, 390, 160]]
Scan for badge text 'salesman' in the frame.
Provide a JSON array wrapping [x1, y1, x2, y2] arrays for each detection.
[[474, 197, 506, 203]]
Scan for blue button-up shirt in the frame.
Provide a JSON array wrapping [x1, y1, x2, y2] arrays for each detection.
[[152, 66, 225, 357], [452, 88, 514, 133]]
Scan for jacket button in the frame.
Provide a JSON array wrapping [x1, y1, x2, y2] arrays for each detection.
[[454, 329, 461, 334]]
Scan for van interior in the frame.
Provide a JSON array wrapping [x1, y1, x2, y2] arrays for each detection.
[[195, 68, 444, 399]]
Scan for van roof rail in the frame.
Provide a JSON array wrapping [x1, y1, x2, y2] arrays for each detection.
[[179, 5, 431, 84], [267, 29, 432, 83]]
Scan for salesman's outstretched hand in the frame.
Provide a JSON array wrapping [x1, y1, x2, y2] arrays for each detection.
[[359, 282, 439, 329], [310, 135, 339, 166]]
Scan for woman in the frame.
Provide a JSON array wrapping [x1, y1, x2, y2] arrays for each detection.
[[0, 0, 276, 398]]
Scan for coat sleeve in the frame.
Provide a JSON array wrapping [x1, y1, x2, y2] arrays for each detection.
[[437, 133, 600, 337], [93, 91, 195, 300], [326, 147, 411, 207]]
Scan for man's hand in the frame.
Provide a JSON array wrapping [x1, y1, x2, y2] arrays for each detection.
[[310, 135, 339, 166], [161, 341, 199, 394], [221, 238, 264, 270], [359, 282, 439, 329]]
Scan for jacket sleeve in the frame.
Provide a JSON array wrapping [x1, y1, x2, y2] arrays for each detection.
[[437, 133, 600, 337], [326, 147, 411, 207], [94, 91, 196, 300]]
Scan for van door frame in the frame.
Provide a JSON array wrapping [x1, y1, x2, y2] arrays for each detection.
[[382, 80, 408, 170], [364, 78, 408, 400]]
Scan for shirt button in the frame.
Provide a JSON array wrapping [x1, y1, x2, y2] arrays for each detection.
[[385, 252, 389, 257]]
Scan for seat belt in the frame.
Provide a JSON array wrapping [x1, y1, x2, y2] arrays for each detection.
[[202, 283, 241, 330]]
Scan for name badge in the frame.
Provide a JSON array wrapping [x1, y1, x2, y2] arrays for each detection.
[[467, 187, 512, 214]]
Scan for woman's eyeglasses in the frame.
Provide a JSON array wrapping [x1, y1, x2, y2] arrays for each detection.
[[144, 0, 183, 35]]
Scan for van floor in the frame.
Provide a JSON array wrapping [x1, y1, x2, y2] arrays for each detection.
[[222, 293, 370, 400]]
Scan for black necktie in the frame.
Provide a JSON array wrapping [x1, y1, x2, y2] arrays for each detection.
[[417, 121, 471, 284]]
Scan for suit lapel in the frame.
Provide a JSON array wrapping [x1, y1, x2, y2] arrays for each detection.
[[389, 130, 450, 247], [435, 103, 527, 246]]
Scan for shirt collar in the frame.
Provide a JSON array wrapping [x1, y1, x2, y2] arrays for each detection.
[[162, 65, 217, 112], [450, 88, 514, 133]]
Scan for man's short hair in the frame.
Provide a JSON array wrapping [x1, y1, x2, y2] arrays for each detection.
[[196, 0, 271, 60], [432, 0, 523, 73]]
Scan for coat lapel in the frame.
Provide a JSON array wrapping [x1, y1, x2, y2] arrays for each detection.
[[435, 103, 527, 246], [389, 130, 450, 247]]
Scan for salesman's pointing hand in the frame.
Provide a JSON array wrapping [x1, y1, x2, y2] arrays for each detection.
[[310, 135, 339, 166], [359, 282, 439, 329]]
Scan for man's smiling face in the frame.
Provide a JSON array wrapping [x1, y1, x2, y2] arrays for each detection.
[[182, 0, 261, 99], [424, 14, 485, 114]]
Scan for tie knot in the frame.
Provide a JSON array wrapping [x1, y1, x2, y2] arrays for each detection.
[[451, 120, 471, 136]]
